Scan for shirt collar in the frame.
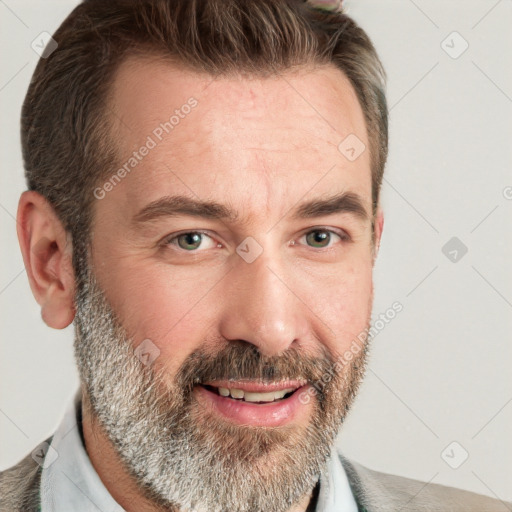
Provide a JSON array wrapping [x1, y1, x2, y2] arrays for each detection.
[[316, 441, 359, 512], [40, 387, 125, 512], [41, 387, 358, 512]]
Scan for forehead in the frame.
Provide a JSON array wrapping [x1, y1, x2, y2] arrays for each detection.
[[101, 55, 372, 224]]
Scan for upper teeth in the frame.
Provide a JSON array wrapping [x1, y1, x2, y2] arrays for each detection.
[[217, 387, 296, 403]]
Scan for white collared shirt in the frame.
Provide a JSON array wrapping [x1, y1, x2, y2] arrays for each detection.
[[40, 387, 358, 512]]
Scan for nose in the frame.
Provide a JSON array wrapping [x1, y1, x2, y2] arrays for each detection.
[[218, 248, 309, 357]]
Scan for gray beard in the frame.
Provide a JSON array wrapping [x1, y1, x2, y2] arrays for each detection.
[[72, 256, 370, 512]]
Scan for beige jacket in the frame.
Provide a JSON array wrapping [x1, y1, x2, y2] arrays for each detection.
[[0, 436, 509, 511]]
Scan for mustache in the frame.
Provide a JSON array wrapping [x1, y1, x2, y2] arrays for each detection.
[[167, 339, 338, 400]]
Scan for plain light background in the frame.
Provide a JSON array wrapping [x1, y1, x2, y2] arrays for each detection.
[[1, 0, 511, 504]]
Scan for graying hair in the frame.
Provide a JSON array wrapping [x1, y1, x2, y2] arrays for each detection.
[[21, 0, 388, 275]]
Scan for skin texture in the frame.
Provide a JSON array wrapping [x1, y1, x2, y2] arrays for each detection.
[[17, 57, 384, 512]]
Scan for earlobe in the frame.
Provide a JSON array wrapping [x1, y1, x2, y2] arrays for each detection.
[[16, 191, 76, 329]]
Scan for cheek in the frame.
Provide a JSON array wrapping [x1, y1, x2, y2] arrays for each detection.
[[314, 267, 373, 351], [95, 261, 219, 373]]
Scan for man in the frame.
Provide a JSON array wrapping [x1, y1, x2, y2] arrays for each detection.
[[0, 0, 508, 511]]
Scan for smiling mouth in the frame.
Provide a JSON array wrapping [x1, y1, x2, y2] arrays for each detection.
[[201, 384, 298, 404], [194, 379, 311, 426]]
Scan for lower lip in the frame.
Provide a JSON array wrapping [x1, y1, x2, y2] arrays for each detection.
[[194, 384, 312, 427]]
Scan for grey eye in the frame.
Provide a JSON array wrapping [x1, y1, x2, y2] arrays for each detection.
[[176, 232, 204, 250], [305, 230, 333, 248]]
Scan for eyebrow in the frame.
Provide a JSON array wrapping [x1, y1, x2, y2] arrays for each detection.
[[132, 191, 370, 226], [291, 191, 369, 222]]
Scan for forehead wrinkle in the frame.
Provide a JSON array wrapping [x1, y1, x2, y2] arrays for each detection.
[[105, 58, 371, 236], [247, 151, 285, 224]]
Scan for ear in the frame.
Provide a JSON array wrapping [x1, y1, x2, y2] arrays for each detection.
[[16, 191, 76, 329], [372, 205, 384, 264]]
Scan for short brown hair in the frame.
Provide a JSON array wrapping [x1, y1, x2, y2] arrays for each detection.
[[21, 0, 388, 273]]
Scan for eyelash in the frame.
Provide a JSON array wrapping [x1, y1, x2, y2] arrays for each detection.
[[161, 228, 351, 252]]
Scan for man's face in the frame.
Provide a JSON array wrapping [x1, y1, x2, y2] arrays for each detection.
[[75, 57, 380, 512]]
